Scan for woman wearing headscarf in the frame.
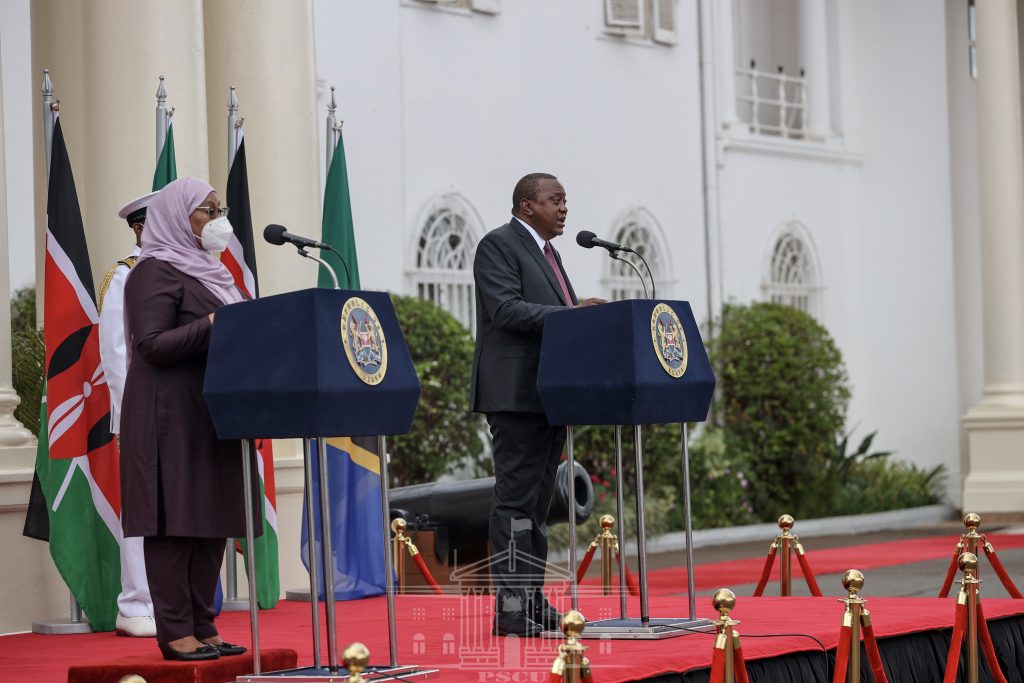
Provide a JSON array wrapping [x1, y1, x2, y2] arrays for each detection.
[[120, 177, 259, 661]]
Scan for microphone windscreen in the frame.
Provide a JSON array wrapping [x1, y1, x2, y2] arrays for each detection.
[[576, 230, 596, 248], [263, 224, 287, 245]]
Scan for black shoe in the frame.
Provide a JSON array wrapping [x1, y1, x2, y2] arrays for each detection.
[[530, 601, 563, 631], [159, 644, 221, 661], [492, 611, 544, 637], [206, 640, 247, 656]]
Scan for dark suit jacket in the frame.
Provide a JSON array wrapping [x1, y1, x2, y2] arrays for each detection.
[[470, 219, 578, 414]]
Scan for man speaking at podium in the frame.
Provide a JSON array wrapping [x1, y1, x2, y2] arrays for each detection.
[[471, 173, 605, 636]]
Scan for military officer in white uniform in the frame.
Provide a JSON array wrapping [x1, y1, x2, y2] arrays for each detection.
[[99, 192, 158, 637]]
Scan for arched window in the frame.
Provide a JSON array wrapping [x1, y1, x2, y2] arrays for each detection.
[[602, 207, 673, 301], [409, 193, 482, 331], [762, 221, 822, 317]]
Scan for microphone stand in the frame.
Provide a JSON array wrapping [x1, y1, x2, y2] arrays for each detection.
[[633, 250, 656, 300], [296, 246, 340, 289], [609, 251, 651, 299]]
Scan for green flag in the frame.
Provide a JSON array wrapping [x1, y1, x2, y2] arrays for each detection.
[[152, 121, 177, 191], [319, 134, 360, 289]]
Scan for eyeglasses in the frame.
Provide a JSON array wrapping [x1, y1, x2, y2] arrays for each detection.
[[194, 205, 230, 218]]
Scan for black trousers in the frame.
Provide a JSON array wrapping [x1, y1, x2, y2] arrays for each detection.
[[144, 536, 226, 645], [486, 411, 566, 613]]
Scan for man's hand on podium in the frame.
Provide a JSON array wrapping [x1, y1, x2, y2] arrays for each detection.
[[577, 298, 608, 308]]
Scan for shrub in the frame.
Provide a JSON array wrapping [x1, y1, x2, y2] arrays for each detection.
[[10, 288, 43, 435], [710, 302, 850, 519], [387, 294, 486, 486]]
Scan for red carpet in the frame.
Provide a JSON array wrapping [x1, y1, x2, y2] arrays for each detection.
[[67, 649, 296, 683], [581, 532, 1024, 595], [2, 595, 1024, 682]]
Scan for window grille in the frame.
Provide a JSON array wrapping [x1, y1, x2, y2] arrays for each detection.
[[762, 222, 822, 317], [735, 62, 808, 139], [602, 209, 672, 301], [409, 194, 481, 331]]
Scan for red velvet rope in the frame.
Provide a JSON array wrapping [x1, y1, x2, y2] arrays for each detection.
[[577, 543, 598, 584], [733, 643, 751, 683], [547, 672, 562, 683], [753, 545, 777, 597], [984, 546, 1024, 599], [581, 667, 594, 683], [411, 553, 444, 595], [862, 623, 890, 683], [796, 551, 823, 597], [943, 602, 967, 683], [615, 552, 640, 597], [938, 545, 961, 598], [709, 645, 726, 682], [977, 601, 1010, 683], [831, 624, 852, 683]]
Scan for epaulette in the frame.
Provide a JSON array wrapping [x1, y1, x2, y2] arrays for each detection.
[[98, 256, 139, 313]]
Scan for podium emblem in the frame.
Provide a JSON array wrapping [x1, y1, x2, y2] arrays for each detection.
[[650, 304, 688, 378], [341, 297, 389, 385]]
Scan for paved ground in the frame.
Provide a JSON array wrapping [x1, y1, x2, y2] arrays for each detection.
[[641, 521, 1024, 601]]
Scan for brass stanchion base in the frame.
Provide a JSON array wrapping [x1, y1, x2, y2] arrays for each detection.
[[544, 616, 714, 640], [237, 665, 439, 682]]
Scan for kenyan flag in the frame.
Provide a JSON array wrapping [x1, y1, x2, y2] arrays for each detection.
[[222, 133, 280, 608], [34, 117, 122, 631]]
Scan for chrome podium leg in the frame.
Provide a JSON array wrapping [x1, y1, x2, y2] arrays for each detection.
[[681, 424, 697, 620], [566, 426, 579, 613], [302, 438, 322, 669], [633, 426, 650, 625], [377, 436, 399, 668], [316, 438, 340, 671], [240, 439, 261, 675], [613, 426, 628, 620]]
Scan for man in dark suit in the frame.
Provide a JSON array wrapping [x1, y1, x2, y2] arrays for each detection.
[[471, 173, 605, 636]]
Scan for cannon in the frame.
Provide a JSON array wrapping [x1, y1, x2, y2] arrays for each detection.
[[389, 460, 594, 554]]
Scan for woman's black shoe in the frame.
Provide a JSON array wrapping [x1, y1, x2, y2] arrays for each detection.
[[206, 640, 247, 656], [159, 644, 221, 661]]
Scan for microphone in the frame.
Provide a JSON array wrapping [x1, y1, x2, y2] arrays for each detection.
[[263, 223, 352, 289], [575, 230, 634, 254], [575, 230, 656, 300], [263, 224, 329, 250]]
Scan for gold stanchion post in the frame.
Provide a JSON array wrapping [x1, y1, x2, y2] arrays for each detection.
[[778, 515, 794, 596], [959, 552, 981, 683], [599, 514, 615, 595], [839, 570, 865, 682], [549, 611, 592, 683], [963, 513, 982, 558], [342, 642, 370, 683], [712, 589, 739, 683], [391, 518, 409, 595]]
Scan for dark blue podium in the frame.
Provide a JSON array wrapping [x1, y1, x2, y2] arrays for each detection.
[[204, 288, 435, 680], [537, 299, 716, 638]]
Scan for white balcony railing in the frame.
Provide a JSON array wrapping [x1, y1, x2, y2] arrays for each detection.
[[735, 63, 808, 140]]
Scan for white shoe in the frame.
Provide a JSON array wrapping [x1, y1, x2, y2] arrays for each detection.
[[115, 613, 156, 638]]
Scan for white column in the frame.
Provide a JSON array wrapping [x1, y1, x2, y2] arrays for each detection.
[[202, 0, 321, 298], [962, 0, 1024, 513], [714, 0, 740, 130], [0, 37, 34, 452], [32, 0, 209, 290], [798, 0, 832, 140]]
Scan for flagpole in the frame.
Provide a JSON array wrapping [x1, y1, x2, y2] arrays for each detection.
[[222, 84, 249, 613], [325, 86, 339, 171], [41, 70, 56, 175], [31, 70, 89, 635], [228, 85, 241, 167], [155, 76, 167, 163]]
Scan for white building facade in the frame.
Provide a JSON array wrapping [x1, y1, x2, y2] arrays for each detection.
[[0, 0, 1015, 630]]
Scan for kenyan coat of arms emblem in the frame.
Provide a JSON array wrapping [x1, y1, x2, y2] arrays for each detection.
[[341, 297, 388, 385], [650, 303, 688, 378]]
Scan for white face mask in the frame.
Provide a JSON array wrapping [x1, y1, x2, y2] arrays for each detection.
[[200, 216, 234, 252]]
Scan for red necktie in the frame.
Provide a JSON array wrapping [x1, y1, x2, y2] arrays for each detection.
[[543, 242, 574, 306]]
